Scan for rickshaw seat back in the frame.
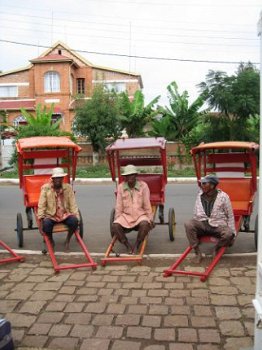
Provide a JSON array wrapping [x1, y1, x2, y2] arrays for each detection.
[[137, 174, 165, 204], [23, 174, 69, 207], [217, 178, 254, 213]]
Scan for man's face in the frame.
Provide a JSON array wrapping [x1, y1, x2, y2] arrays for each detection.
[[52, 177, 64, 189], [124, 173, 137, 188], [201, 181, 214, 193]]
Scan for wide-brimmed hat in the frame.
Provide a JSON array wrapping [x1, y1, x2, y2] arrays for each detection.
[[200, 175, 219, 186], [121, 164, 138, 176], [51, 167, 67, 178]]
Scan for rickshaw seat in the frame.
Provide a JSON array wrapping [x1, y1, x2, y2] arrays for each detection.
[[217, 178, 253, 213], [24, 175, 51, 206], [23, 175, 69, 207], [137, 174, 164, 204]]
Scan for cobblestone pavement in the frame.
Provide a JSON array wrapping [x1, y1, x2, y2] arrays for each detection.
[[0, 253, 257, 350]]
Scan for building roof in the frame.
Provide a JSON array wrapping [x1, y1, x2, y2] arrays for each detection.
[[0, 41, 142, 87], [30, 54, 78, 66], [0, 100, 35, 110]]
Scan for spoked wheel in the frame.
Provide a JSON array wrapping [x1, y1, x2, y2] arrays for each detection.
[[110, 208, 115, 238], [158, 204, 164, 224], [16, 213, 24, 248], [254, 214, 258, 251], [243, 216, 250, 232], [168, 208, 176, 242], [26, 207, 33, 229], [79, 210, 84, 239]]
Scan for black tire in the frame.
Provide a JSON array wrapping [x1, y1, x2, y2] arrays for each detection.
[[243, 216, 250, 232], [16, 213, 24, 248], [78, 209, 84, 239], [110, 208, 115, 238], [254, 214, 258, 251], [168, 208, 175, 242], [158, 204, 164, 224]]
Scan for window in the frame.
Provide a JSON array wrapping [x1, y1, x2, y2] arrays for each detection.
[[77, 78, 85, 94], [105, 82, 126, 93], [0, 86, 18, 97], [44, 71, 60, 93], [13, 115, 27, 127]]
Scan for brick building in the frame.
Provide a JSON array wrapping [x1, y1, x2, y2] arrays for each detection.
[[0, 41, 143, 132]]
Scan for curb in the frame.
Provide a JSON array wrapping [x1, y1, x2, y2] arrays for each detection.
[[0, 177, 197, 185], [0, 249, 257, 258]]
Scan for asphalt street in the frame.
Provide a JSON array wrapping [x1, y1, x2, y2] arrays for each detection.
[[0, 183, 258, 255]]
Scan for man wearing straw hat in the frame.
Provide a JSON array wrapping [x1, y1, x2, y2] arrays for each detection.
[[111, 164, 154, 254], [38, 167, 80, 250]]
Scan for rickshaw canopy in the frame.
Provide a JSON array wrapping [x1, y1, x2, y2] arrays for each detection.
[[191, 141, 259, 154], [16, 136, 82, 153]]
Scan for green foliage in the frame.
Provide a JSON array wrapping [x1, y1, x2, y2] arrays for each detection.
[[118, 90, 160, 137], [154, 81, 205, 142], [73, 84, 121, 152], [9, 103, 75, 165], [246, 114, 260, 144], [198, 63, 259, 141], [17, 103, 62, 138]]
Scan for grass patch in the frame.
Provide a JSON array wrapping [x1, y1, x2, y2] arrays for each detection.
[[0, 164, 195, 178]]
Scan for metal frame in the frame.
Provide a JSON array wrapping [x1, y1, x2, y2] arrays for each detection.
[[16, 136, 97, 272], [0, 241, 24, 265], [102, 137, 175, 265], [164, 141, 258, 281]]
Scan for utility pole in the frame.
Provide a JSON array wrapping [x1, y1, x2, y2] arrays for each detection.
[[252, 10, 262, 350]]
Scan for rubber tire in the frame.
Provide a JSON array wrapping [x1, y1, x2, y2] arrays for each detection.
[[110, 208, 115, 238], [168, 208, 175, 242], [17, 213, 24, 248], [254, 214, 258, 251], [79, 209, 84, 239]]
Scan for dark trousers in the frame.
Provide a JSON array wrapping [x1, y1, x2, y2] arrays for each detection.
[[42, 216, 79, 240], [111, 221, 151, 249], [184, 219, 234, 250]]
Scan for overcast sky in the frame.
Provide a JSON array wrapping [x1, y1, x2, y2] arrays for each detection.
[[0, 0, 261, 105]]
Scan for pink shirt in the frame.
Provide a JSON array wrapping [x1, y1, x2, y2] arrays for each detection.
[[114, 180, 153, 228]]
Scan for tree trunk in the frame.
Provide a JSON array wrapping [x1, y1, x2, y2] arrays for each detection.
[[92, 151, 99, 165]]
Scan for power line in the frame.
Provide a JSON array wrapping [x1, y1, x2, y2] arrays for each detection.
[[0, 16, 258, 42], [0, 39, 259, 65]]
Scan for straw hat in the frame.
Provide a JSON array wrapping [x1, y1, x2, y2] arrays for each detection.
[[51, 167, 67, 178], [121, 164, 138, 176]]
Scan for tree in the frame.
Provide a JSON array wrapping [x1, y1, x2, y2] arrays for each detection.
[[9, 103, 74, 165], [117, 90, 160, 137], [73, 84, 121, 163], [155, 81, 205, 143], [198, 62, 259, 141], [17, 103, 63, 138]]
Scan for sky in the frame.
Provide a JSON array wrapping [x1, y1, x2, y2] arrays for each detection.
[[0, 0, 261, 106]]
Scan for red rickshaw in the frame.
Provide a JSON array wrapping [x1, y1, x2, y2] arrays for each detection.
[[164, 141, 259, 281], [16, 136, 97, 272], [101, 137, 176, 265]]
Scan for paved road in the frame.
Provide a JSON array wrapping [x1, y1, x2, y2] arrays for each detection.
[[0, 183, 258, 255]]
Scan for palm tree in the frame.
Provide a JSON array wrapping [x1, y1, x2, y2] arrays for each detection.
[[118, 90, 160, 137], [158, 81, 205, 142]]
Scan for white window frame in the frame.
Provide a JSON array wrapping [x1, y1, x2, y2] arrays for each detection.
[[44, 71, 61, 93], [0, 85, 18, 97]]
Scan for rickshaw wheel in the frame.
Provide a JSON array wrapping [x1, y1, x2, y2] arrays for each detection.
[[243, 216, 250, 232], [158, 204, 164, 224], [16, 213, 24, 248], [168, 208, 175, 242], [110, 208, 116, 238], [254, 214, 258, 250], [79, 210, 84, 239]]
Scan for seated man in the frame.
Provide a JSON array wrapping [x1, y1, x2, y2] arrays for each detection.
[[184, 175, 236, 263], [38, 167, 80, 250], [112, 164, 154, 254]]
